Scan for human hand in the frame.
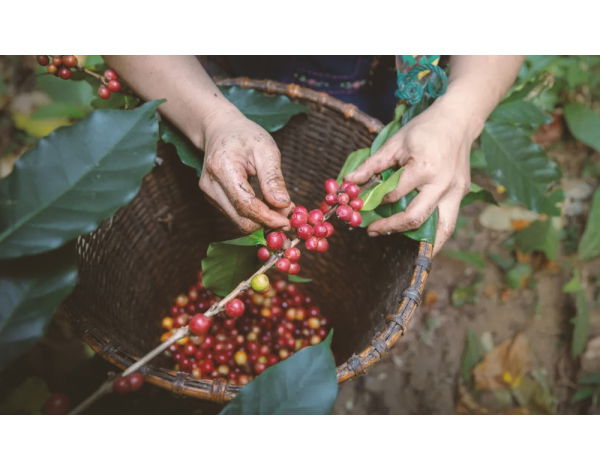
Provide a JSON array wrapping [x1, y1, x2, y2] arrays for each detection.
[[199, 109, 293, 233], [346, 99, 479, 255]]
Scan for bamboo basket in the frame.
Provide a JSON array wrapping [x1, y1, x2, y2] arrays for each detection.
[[62, 78, 433, 403]]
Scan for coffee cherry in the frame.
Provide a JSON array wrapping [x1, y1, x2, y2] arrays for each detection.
[[290, 211, 307, 228], [98, 86, 111, 99], [189, 314, 212, 335], [62, 55, 78, 67], [161, 317, 174, 330], [349, 211, 363, 227], [305, 236, 319, 251], [288, 263, 301, 275], [307, 317, 320, 329], [316, 238, 329, 253], [251, 274, 270, 292], [254, 362, 267, 375], [107, 79, 121, 92], [296, 224, 314, 240], [183, 343, 198, 356], [313, 223, 328, 238], [345, 183, 361, 200], [336, 204, 352, 221], [284, 247, 301, 262], [320, 201, 330, 213], [278, 348, 290, 360], [324, 178, 339, 194], [176, 295, 188, 307], [308, 209, 324, 225], [337, 193, 350, 205], [113, 376, 131, 394], [104, 69, 118, 81], [37, 55, 50, 66], [127, 372, 145, 392], [266, 231, 285, 251], [58, 67, 72, 80], [324, 193, 338, 205], [275, 257, 291, 273], [310, 335, 322, 345], [200, 360, 215, 374], [225, 299, 245, 318], [350, 198, 364, 211], [217, 364, 230, 376], [323, 222, 335, 238], [47, 64, 58, 75], [257, 246, 271, 262], [43, 393, 70, 414], [340, 181, 351, 191], [52, 56, 63, 66]]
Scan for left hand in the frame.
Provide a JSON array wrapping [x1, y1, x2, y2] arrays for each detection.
[[346, 99, 478, 256]]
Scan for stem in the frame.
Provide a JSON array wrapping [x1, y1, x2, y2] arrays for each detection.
[[78, 66, 104, 82]]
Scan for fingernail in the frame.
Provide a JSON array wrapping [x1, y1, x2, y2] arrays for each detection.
[[368, 231, 378, 237]]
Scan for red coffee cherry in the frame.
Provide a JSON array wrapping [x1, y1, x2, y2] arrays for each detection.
[[104, 69, 118, 81], [288, 262, 301, 275], [98, 86, 111, 99], [349, 198, 364, 211], [37, 55, 49, 66], [293, 205, 308, 215], [324, 178, 339, 194], [189, 314, 212, 335], [266, 231, 285, 251], [52, 56, 63, 66], [62, 55, 78, 67], [225, 299, 245, 318], [307, 209, 324, 225], [127, 372, 145, 392], [290, 211, 307, 228], [313, 223, 328, 238], [296, 224, 313, 240], [336, 205, 352, 221], [324, 193, 338, 205], [107, 79, 121, 92], [349, 211, 363, 227], [345, 183, 361, 200], [43, 393, 70, 414], [316, 238, 329, 253], [284, 247, 301, 262], [305, 237, 319, 251], [323, 222, 335, 238], [113, 376, 131, 394], [58, 67, 72, 80], [257, 246, 271, 262], [276, 257, 291, 273], [337, 193, 350, 205]]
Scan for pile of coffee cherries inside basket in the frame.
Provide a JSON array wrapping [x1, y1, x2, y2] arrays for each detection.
[[161, 273, 330, 385]]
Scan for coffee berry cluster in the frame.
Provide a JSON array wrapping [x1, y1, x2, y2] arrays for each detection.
[[161, 272, 329, 385], [112, 372, 145, 394], [36, 55, 122, 100]]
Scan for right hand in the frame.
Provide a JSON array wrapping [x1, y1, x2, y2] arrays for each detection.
[[199, 109, 293, 233]]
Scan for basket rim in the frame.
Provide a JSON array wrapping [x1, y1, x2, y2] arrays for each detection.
[[72, 77, 433, 404]]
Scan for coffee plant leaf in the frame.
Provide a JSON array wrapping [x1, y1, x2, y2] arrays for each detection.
[[370, 119, 402, 155], [564, 103, 600, 152], [287, 274, 312, 283], [222, 229, 266, 247], [461, 183, 497, 208], [489, 100, 550, 129], [160, 121, 203, 175], [360, 168, 403, 211], [578, 188, 600, 261], [515, 219, 561, 260], [221, 330, 337, 414], [0, 244, 77, 371], [481, 122, 562, 216], [336, 147, 370, 183], [0, 100, 161, 259], [571, 386, 594, 404], [461, 329, 485, 385], [219, 86, 307, 132]]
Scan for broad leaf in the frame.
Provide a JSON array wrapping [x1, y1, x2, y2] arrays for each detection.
[[481, 122, 562, 215], [0, 245, 77, 370], [578, 188, 600, 261], [201, 230, 265, 297], [443, 250, 486, 270], [564, 103, 600, 152], [489, 100, 550, 129], [571, 386, 594, 404], [579, 374, 600, 385], [0, 100, 161, 259], [514, 219, 561, 260], [160, 121, 203, 175], [571, 290, 589, 358], [370, 119, 402, 155], [219, 86, 307, 132], [506, 263, 532, 289], [469, 149, 487, 169], [221, 331, 337, 414], [461, 183, 497, 208], [288, 274, 312, 283], [336, 148, 370, 183], [461, 329, 485, 384], [360, 168, 403, 211]]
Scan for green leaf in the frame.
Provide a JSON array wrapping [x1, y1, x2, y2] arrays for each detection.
[[159, 121, 203, 175], [443, 250, 486, 270], [571, 290, 590, 358], [288, 274, 312, 283], [571, 386, 594, 404], [370, 120, 402, 154], [461, 183, 497, 208], [564, 103, 600, 152], [578, 188, 600, 261], [221, 330, 337, 414], [579, 374, 600, 385], [469, 149, 487, 169], [461, 329, 485, 384], [506, 263, 533, 289], [489, 100, 550, 129], [514, 219, 561, 260], [451, 283, 479, 307], [360, 168, 403, 211], [219, 86, 307, 132], [35, 73, 94, 108], [489, 252, 516, 272], [336, 148, 370, 183], [31, 102, 88, 120], [0, 377, 50, 414], [0, 245, 77, 370], [359, 209, 382, 228], [481, 122, 562, 215], [201, 230, 265, 297], [0, 100, 161, 259], [563, 270, 583, 293]]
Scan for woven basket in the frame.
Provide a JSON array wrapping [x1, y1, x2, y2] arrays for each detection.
[[62, 78, 433, 403]]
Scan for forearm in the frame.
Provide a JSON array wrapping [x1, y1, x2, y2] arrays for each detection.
[[431, 55, 525, 139], [103, 55, 238, 149]]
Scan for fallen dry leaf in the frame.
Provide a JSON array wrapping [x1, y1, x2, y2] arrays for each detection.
[[500, 289, 512, 302], [479, 205, 540, 232], [423, 290, 438, 308], [473, 333, 531, 391], [483, 284, 498, 299]]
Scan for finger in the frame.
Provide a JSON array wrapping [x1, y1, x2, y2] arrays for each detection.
[[381, 164, 428, 204], [254, 148, 292, 209], [201, 179, 259, 233], [216, 164, 291, 230], [345, 138, 405, 184], [432, 194, 462, 257], [367, 184, 445, 236]]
